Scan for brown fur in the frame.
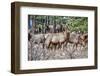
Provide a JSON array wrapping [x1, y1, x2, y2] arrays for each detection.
[[44, 27, 69, 49]]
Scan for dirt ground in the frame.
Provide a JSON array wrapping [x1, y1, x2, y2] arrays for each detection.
[[28, 39, 88, 61]]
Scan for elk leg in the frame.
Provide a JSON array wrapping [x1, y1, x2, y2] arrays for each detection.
[[61, 43, 64, 50], [58, 42, 60, 49], [76, 43, 78, 51], [60, 43, 62, 50]]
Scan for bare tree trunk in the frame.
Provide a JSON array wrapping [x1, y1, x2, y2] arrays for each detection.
[[46, 16, 49, 33], [32, 15, 36, 34], [54, 16, 56, 33]]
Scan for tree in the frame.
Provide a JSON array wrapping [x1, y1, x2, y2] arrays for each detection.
[[28, 15, 88, 34]]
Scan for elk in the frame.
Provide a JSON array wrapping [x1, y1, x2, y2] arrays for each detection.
[[68, 31, 79, 49], [68, 32, 88, 50], [44, 26, 69, 49], [79, 33, 88, 47]]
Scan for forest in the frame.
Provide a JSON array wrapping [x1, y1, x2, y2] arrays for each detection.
[[28, 15, 88, 34], [28, 15, 88, 60]]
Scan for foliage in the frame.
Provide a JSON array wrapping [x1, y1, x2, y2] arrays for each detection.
[[28, 15, 88, 33], [66, 17, 88, 33]]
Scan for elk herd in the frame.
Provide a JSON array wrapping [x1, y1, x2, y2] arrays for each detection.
[[28, 25, 88, 51]]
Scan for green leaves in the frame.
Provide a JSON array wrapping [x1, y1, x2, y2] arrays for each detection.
[[67, 17, 88, 33], [29, 15, 88, 33]]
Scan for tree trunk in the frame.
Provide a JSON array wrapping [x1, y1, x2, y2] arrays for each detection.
[[32, 15, 36, 34]]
